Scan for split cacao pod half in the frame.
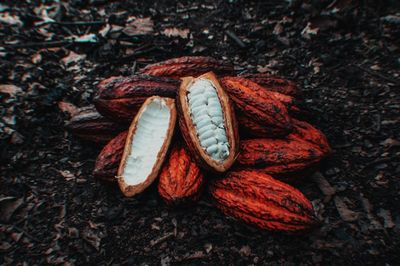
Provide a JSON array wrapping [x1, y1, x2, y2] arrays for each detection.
[[209, 170, 318, 231], [93, 131, 128, 182], [220, 76, 293, 135], [240, 73, 300, 97], [118, 96, 177, 197], [94, 75, 178, 122], [290, 119, 331, 154], [237, 138, 327, 176], [177, 72, 239, 172], [158, 144, 204, 205], [66, 106, 126, 143], [140, 56, 234, 79]]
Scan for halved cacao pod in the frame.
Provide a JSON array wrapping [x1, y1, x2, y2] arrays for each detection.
[[94, 75, 178, 122], [140, 56, 234, 79], [240, 73, 300, 97], [220, 76, 293, 135], [177, 72, 239, 172], [209, 170, 318, 231], [118, 96, 177, 197], [66, 106, 126, 143], [290, 119, 331, 154], [158, 144, 204, 205], [237, 138, 327, 176], [93, 131, 128, 182]]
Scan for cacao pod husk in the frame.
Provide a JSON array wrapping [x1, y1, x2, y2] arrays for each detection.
[[158, 144, 204, 205], [290, 119, 331, 154], [209, 170, 318, 231], [220, 76, 293, 135], [93, 131, 128, 182], [94, 75, 178, 122], [140, 56, 234, 79], [237, 137, 327, 176], [237, 111, 291, 138], [66, 106, 126, 143], [240, 73, 300, 97], [177, 72, 239, 172], [118, 96, 177, 197]]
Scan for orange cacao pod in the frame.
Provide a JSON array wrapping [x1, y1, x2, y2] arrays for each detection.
[[66, 106, 126, 143], [237, 111, 291, 138], [240, 73, 300, 97], [220, 76, 292, 134], [209, 170, 318, 231], [93, 131, 128, 182], [140, 56, 234, 79], [290, 119, 331, 154], [158, 144, 204, 205], [94, 75, 178, 122], [237, 138, 327, 176], [118, 96, 177, 197], [177, 72, 239, 172]]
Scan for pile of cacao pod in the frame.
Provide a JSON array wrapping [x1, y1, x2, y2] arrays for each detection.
[[67, 56, 331, 232]]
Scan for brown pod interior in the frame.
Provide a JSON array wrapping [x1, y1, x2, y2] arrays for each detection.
[[177, 72, 239, 172], [117, 96, 177, 197]]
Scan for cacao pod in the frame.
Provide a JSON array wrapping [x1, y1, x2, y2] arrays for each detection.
[[237, 138, 327, 176], [209, 170, 318, 231], [158, 144, 204, 205], [240, 73, 300, 97], [237, 111, 291, 138], [94, 75, 178, 122], [66, 106, 126, 143], [140, 56, 234, 79], [290, 119, 331, 154], [93, 131, 128, 182], [177, 72, 239, 172], [118, 96, 177, 197], [220, 76, 293, 134]]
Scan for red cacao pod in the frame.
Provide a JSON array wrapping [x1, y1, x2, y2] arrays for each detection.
[[66, 106, 126, 143], [220, 76, 293, 135], [140, 56, 234, 79], [177, 72, 239, 172], [290, 119, 331, 154], [94, 75, 178, 122], [209, 170, 318, 231], [158, 144, 204, 205], [93, 131, 128, 182], [118, 96, 177, 197], [240, 73, 300, 97], [237, 111, 291, 138]]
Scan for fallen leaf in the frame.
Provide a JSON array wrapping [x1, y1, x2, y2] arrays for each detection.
[[162, 28, 190, 39], [0, 85, 22, 96], [377, 209, 395, 229], [123, 17, 154, 36], [312, 172, 336, 202], [334, 196, 359, 222], [58, 102, 79, 116], [239, 245, 252, 256], [0, 13, 23, 26], [61, 51, 86, 66], [82, 229, 101, 251], [0, 197, 24, 222], [58, 170, 76, 181]]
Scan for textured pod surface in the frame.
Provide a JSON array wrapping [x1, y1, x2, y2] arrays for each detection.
[[240, 73, 300, 97], [94, 75, 178, 122], [93, 131, 128, 182], [118, 96, 176, 197], [237, 111, 291, 138], [177, 72, 239, 172], [158, 144, 204, 205], [66, 106, 126, 143], [140, 56, 234, 79], [290, 119, 331, 154], [221, 76, 292, 134], [209, 170, 318, 231], [237, 138, 327, 176]]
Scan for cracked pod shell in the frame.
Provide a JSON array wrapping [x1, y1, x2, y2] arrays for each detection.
[[117, 96, 177, 197], [177, 72, 239, 172]]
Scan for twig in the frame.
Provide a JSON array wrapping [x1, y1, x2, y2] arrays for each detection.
[[2, 40, 99, 49], [225, 30, 246, 48], [149, 232, 174, 247], [352, 64, 400, 86], [52, 21, 106, 26]]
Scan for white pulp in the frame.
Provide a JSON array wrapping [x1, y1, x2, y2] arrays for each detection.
[[187, 79, 230, 161], [123, 98, 171, 186]]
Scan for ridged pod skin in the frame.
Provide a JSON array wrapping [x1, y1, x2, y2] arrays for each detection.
[[237, 138, 327, 176], [290, 119, 331, 154], [240, 73, 300, 97], [94, 75, 178, 122], [209, 170, 318, 231], [66, 106, 126, 143], [237, 111, 291, 138], [220, 76, 293, 135], [140, 56, 234, 79], [93, 131, 128, 182], [158, 144, 204, 205], [177, 72, 239, 172]]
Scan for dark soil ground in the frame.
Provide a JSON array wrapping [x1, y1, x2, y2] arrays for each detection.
[[1, 1, 399, 265]]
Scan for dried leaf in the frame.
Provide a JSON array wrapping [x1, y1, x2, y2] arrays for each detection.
[[58, 102, 79, 116], [0, 197, 24, 222], [0, 13, 23, 26], [123, 17, 154, 36], [377, 209, 395, 228], [61, 51, 86, 66], [0, 84, 22, 96], [334, 196, 359, 222], [82, 229, 101, 251], [162, 28, 190, 39]]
